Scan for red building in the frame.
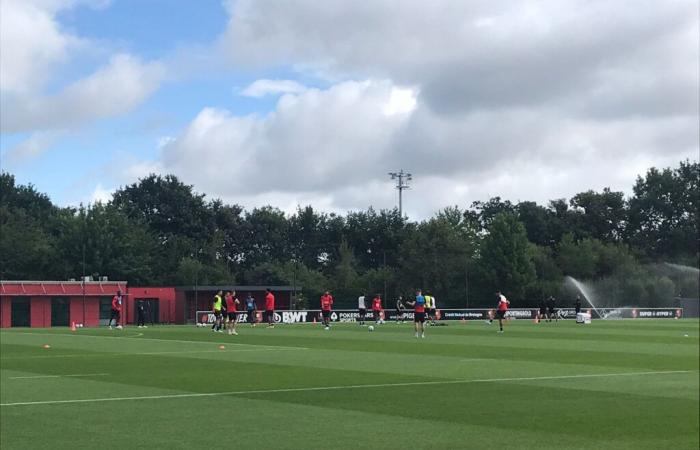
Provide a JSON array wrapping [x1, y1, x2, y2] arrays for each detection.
[[0, 280, 128, 328], [0, 281, 298, 328]]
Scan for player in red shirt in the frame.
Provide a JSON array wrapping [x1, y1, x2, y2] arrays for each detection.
[[108, 290, 123, 329], [372, 294, 384, 324], [265, 288, 275, 328], [225, 290, 240, 335], [320, 291, 334, 330], [487, 291, 510, 333]]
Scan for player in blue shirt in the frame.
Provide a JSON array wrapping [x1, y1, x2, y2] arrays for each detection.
[[407, 289, 426, 338]]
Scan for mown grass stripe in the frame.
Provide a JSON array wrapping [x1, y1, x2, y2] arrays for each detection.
[[2, 370, 692, 407]]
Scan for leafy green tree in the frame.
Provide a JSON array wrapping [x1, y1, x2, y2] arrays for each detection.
[[477, 213, 536, 304], [209, 200, 246, 279], [556, 234, 599, 279], [516, 201, 558, 247], [0, 173, 60, 279], [343, 208, 407, 270], [528, 244, 564, 303], [398, 207, 477, 307], [0, 209, 55, 279], [570, 188, 627, 242], [288, 206, 331, 271], [243, 260, 327, 305], [627, 161, 699, 259], [329, 239, 363, 305], [176, 257, 204, 286], [241, 206, 290, 268], [112, 174, 212, 243], [466, 197, 515, 231]]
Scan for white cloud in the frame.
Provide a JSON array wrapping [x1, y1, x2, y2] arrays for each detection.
[[382, 87, 418, 116], [196, 0, 700, 218], [124, 73, 697, 219], [0, 0, 166, 135], [90, 183, 113, 204], [1, 54, 166, 133], [240, 79, 307, 98], [0, 0, 82, 93], [2, 131, 61, 166], [129, 80, 415, 204], [6, 0, 695, 218]]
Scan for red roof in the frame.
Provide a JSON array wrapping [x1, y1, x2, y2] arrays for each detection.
[[0, 281, 127, 296]]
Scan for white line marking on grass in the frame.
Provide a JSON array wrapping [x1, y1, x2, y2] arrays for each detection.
[[0, 347, 308, 360], [1, 331, 305, 351], [1, 370, 693, 407], [9, 373, 109, 380]]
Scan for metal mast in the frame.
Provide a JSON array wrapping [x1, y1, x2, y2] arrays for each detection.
[[388, 170, 412, 217]]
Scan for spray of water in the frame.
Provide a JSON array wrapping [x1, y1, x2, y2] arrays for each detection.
[[564, 276, 604, 319], [663, 263, 700, 275]]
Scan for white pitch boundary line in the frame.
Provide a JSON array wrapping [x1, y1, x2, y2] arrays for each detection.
[[1, 331, 306, 351], [460, 358, 500, 363], [1, 370, 692, 407], [0, 347, 309, 360], [9, 373, 109, 380]]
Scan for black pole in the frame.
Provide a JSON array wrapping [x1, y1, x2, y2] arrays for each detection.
[[292, 259, 297, 310], [82, 244, 86, 326], [465, 264, 469, 309], [383, 250, 387, 302], [194, 270, 198, 324]]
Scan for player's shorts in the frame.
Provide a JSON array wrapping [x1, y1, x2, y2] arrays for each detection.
[[428, 308, 435, 316], [247, 309, 256, 322], [395, 309, 402, 315], [414, 312, 425, 323], [265, 310, 274, 322], [228, 312, 237, 321], [358, 308, 366, 315], [496, 310, 506, 319], [322, 310, 331, 319], [539, 307, 547, 315], [575, 307, 581, 313], [214, 310, 222, 318]]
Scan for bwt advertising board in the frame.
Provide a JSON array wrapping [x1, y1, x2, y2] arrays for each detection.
[[196, 308, 682, 324]]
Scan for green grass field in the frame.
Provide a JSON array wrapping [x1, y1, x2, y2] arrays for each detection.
[[1, 319, 698, 449]]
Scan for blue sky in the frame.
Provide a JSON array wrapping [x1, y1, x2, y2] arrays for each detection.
[[1, 0, 697, 218]]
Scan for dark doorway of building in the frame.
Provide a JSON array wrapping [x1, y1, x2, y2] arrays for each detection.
[[99, 297, 112, 326], [138, 298, 160, 324], [11, 297, 30, 327], [51, 297, 70, 326]]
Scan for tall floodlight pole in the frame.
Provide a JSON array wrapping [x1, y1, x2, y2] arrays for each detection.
[[388, 170, 412, 217]]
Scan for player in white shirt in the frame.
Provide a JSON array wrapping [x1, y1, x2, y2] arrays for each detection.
[[487, 291, 510, 333], [358, 293, 367, 326]]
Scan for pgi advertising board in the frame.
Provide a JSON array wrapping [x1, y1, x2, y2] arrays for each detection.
[[195, 307, 682, 324]]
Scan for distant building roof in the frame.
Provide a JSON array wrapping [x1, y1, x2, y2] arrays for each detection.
[[175, 285, 301, 292], [1, 280, 127, 296]]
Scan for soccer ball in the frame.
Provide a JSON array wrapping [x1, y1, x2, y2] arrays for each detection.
[[368, 325, 374, 332], [196, 323, 203, 327]]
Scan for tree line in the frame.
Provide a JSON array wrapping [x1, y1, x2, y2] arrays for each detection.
[[1, 160, 697, 309]]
